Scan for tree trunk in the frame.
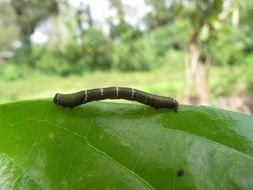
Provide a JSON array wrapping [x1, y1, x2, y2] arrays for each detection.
[[16, 25, 34, 66], [184, 29, 209, 105]]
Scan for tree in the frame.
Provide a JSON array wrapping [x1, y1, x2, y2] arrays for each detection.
[[10, 0, 58, 65], [76, 2, 93, 37], [145, 0, 245, 103], [183, 0, 245, 104], [144, 0, 177, 29], [0, 1, 18, 52], [108, 0, 130, 39]]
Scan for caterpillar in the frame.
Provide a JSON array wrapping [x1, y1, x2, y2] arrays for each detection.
[[53, 87, 179, 112]]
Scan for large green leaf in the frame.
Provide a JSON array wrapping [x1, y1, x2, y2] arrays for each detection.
[[0, 100, 253, 190]]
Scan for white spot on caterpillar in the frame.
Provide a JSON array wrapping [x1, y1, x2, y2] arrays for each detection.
[[83, 90, 88, 103], [100, 88, 104, 96], [131, 88, 135, 99], [116, 87, 119, 97], [56, 93, 60, 104], [144, 96, 148, 103]]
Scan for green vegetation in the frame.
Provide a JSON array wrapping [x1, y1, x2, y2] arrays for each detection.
[[1, 0, 253, 106], [0, 100, 253, 189], [4, 19, 253, 77], [1, 53, 252, 105], [1, 1, 253, 188], [1, 1, 253, 105], [0, 60, 184, 103]]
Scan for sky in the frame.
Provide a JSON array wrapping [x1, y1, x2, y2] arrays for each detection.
[[69, 0, 150, 24], [32, 0, 150, 44]]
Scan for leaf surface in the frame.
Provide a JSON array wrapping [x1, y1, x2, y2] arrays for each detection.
[[0, 100, 253, 190]]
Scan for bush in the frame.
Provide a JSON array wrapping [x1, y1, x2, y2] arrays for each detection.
[[78, 28, 114, 71], [244, 54, 253, 66], [34, 50, 71, 76], [33, 28, 114, 76], [0, 62, 25, 81], [204, 26, 253, 66], [111, 22, 189, 72], [113, 31, 157, 71], [150, 20, 189, 57]]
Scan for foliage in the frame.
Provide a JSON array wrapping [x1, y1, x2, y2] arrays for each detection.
[[150, 20, 189, 56], [113, 30, 157, 71], [0, 63, 25, 81], [79, 28, 114, 71], [34, 49, 71, 76], [203, 25, 253, 66], [0, 1, 18, 52], [32, 28, 113, 76], [0, 100, 253, 189], [10, 0, 59, 65], [144, 0, 183, 29], [0, 0, 253, 81]]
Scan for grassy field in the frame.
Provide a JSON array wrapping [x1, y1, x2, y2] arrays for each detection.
[[1, 61, 252, 106], [0, 65, 184, 103]]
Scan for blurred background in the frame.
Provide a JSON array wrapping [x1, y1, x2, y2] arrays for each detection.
[[0, 0, 253, 114]]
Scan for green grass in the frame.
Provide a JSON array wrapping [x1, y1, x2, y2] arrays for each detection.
[[210, 64, 253, 96], [0, 63, 252, 104], [0, 64, 185, 103]]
